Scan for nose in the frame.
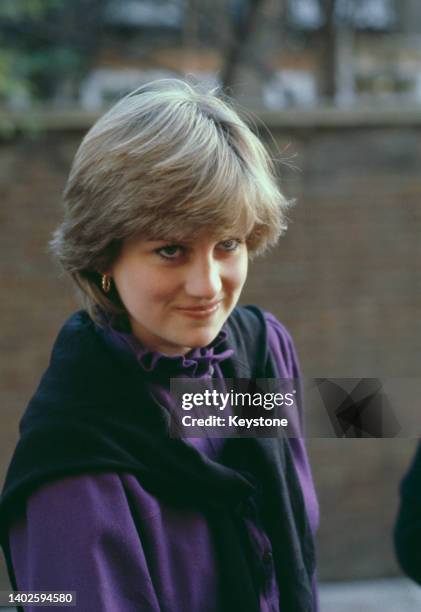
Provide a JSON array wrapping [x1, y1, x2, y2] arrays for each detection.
[[184, 254, 222, 300]]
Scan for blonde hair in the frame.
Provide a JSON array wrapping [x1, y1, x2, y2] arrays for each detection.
[[50, 78, 291, 324]]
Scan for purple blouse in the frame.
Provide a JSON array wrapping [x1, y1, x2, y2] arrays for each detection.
[[8, 311, 319, 611]]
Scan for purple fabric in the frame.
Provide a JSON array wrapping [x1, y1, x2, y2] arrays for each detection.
[[8, 311, 319, 611], [105, 318, 234, 380]]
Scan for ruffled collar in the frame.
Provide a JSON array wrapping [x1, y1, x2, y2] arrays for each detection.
[[100, 311, 234, 379]]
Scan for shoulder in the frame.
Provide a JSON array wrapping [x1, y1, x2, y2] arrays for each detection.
[[31, 309, 100, 395], [263, 310, 295, 353], [229, 305, 296, 350], [49, 310, 99, 368], [21, 309, 127, 424], [231, 306, 300, 379], [262, 312, 308, 441], [225, 305, 300, 379], [263, 310, 300, 378]]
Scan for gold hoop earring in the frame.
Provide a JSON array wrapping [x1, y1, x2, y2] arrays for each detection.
[[102, 274, 111, 294]]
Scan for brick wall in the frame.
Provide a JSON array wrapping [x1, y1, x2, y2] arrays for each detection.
[[1, 120, 420, 586]]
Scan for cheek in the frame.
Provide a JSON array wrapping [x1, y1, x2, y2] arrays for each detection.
[[118, 267, 177, 310], [233, 253, 248, 288], [224, 259, 248, 296], [112, 263, 146, 307]]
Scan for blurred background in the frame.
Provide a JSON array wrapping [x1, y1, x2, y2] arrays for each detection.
[[1, 1, 421, 610]]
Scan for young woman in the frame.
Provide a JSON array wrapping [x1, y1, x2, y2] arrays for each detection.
[[0, 79, 319, 611]]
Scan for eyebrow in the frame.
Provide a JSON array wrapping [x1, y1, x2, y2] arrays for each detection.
[[145, 233, 245, 246], [147, 238, 193, 245]]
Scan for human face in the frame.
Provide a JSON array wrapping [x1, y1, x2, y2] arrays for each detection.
[[109, 232, 248, 355]]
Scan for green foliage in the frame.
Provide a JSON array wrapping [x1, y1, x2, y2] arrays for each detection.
[[22, 47, 82, 76], [0, 50, 32, 100], [0, 0, 90, 107], [0, 0, 61, 20]]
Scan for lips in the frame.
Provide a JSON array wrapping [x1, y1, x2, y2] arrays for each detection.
[[176, 301, 222, 317], [177, 301, 221, 312]]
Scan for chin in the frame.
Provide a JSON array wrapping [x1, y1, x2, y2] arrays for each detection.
[[182, 328, 219, 349]]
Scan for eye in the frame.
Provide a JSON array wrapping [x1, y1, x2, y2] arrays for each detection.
[[218, 239, 241, 252], [155, 244, 184, 260]]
